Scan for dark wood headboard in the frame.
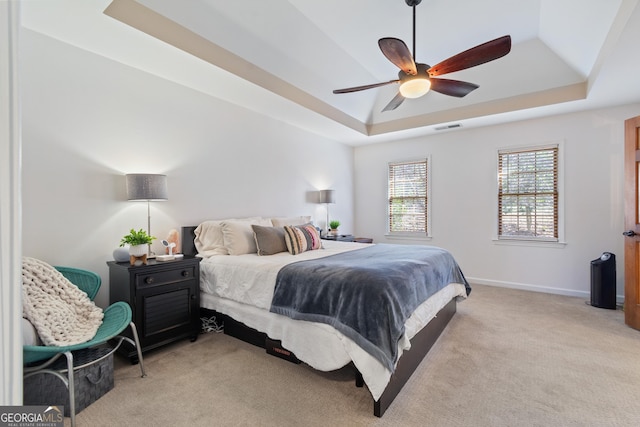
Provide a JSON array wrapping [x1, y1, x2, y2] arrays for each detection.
[[181, 226, 198, 257]]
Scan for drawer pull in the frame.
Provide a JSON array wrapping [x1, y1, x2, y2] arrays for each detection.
[[182, 270, 190, 278], [145, 276, 155, 284]]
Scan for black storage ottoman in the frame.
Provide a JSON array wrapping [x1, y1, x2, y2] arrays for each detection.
[[24, 347, 114, 416]]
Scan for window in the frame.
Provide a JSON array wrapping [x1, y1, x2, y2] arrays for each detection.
[[498, 145, 558, 241], [388, 159, 429, 235]]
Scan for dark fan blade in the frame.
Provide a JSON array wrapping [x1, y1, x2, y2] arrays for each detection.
[[428, 35, 511, 77], [378, 38, 417, 75], [381, 92, 406, 112], [429, 78, 479, 98], [333, 80, 399, 94]]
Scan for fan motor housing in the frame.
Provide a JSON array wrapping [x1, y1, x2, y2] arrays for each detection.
[[399, 63, 430, 80]]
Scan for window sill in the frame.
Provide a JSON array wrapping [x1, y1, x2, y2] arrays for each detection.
[[492, 238, 567, 248]]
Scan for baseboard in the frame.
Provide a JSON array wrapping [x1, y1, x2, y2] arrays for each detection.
[[466, 277, 624, 304]]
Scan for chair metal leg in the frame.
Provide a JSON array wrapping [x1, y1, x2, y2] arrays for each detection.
[[129, 321, 146, 377], [64, 351, 76, 427]]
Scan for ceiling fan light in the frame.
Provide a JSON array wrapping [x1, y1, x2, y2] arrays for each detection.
[[399, 78, 431, 98]]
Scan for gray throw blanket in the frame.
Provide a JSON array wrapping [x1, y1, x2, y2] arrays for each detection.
[[270, 244, 470, 371]]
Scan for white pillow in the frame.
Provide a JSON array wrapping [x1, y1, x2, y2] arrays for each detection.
[[22, 317, 42, 346], [194, 217, 263, 257], [194, 221, 227, 257], [221, 218, 272, 255], [271, 216, 312, 227]]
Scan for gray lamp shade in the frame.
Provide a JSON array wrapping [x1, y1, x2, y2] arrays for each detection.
[[318, 189, 335, 204], [126, 174, 168, 201]]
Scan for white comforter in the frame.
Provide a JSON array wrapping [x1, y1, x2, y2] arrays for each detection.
[[199, 240, 467, 400], [200, 240, 368, 310]]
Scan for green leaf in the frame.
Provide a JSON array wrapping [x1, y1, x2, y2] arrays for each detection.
[[119, 228, 156, 246]]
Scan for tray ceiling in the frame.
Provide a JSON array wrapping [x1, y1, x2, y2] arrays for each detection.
[[21, 0, 640, 145]]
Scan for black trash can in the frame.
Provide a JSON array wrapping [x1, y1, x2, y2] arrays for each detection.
[[590, 252, 616, 309]]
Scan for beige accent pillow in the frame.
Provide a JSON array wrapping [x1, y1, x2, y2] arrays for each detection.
[[194, 221, 228, 257], [194, 217, 263, 257], [252, 225, 287, 256], [270, 216, 312, 227], [221, 218, 272, 255]]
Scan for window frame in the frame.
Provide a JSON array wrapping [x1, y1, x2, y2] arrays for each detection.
[[386, 157, 432, 239], [495, 142, 565, 245]]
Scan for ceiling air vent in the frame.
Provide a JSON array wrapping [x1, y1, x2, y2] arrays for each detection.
[[434, 123, 462, 131]]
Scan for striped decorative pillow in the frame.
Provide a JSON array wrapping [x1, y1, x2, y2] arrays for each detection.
[[283, 224, 322, 255]]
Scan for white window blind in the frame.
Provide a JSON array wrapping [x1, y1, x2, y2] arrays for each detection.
[[498, 146, 558, 240], [388, 159, 428, 234]]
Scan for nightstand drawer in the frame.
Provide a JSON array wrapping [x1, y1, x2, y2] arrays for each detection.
[[134, 266, 196, 287]]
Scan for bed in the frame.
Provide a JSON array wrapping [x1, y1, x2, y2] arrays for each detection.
[[181, 217, 470, 417]]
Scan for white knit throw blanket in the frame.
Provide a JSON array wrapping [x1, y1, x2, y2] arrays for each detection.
[[22, 257, 104, 346]]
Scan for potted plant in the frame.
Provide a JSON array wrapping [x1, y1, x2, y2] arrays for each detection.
[[120, 228, 156, 257], [329, 220, 341, 235]]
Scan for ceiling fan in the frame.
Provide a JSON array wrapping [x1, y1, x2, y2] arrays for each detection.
[[333, 0, 512, 112]]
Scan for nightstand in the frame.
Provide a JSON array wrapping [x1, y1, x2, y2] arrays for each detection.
[[354, 237, 374, 243], [108, 256, 201, 362], [322, 234, 355, 242]]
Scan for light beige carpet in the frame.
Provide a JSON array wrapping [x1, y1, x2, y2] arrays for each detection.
[[67, 284, 640, 426]]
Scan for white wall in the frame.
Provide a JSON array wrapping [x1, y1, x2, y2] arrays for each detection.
[[20, 26, 640, 306], [20, 30, 354, 307], [354, 104, 640, 299]]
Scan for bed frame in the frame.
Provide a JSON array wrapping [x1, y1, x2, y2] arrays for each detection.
[[181, 226, 456, 417]]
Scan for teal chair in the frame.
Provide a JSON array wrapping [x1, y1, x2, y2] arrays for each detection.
[[23, 267, 146, 427]]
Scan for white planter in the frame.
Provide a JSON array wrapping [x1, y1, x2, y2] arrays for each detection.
[[129, 244, 148, 257]]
